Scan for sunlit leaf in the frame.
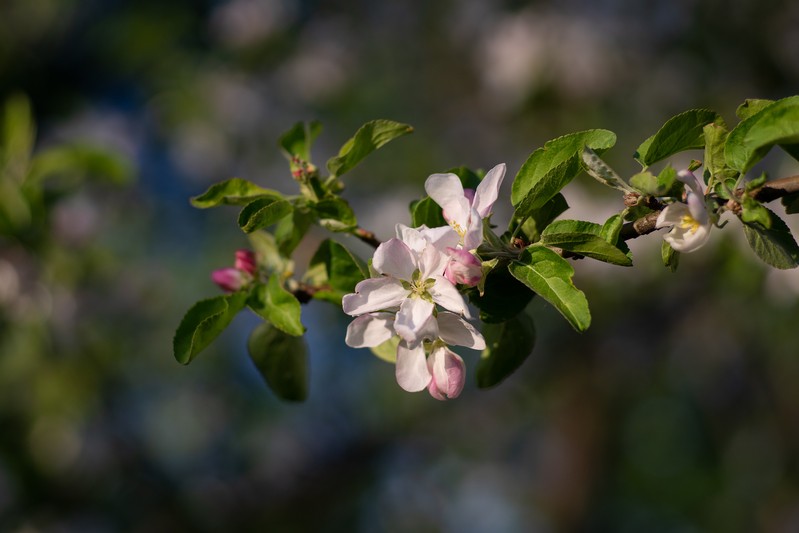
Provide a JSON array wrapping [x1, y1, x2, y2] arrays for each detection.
[[173, 291, 248, 365], [326, 119, 413, 177]]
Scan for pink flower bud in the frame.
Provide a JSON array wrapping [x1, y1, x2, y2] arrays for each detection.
[[212, 267, 248, 292], [444, 247, 482, 287], [234, 249, 257, 276], [427, 346, 466, 400]]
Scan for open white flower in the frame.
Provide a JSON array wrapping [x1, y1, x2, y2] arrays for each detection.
[[424, 163, 506, 250], [656, 170, 712, 253], [342, 236, 469, 346]]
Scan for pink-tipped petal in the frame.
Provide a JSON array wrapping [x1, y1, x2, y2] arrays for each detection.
[[345, 313, 395, 348], [444, 248, 482, 287], [436, 312, 486, 350], [427, 345, 465, 400], [372, 238, 417, 280], [342, 277, 407, 316], [472, 163, 506, 218], [394, 297, 435, 344], [234, 249, 258, 276], [212, 268, 247, 292], [396, 341, 432, 392], [428, 275, 470, 318], [462, 207, 484, 251]]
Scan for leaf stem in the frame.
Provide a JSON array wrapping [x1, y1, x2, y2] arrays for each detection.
[[352, 227, 382, 249]]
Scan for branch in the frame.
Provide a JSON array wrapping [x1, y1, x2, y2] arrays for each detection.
[[352, 227, 381, 249]]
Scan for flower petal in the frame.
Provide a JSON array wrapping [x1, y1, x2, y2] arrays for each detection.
[[436, 312, 486, 350], [427, 345, 465, 400], [396, 341, 431, 392], [461, 208, 484, 252], [372, 238, 417, 280], [687, 192, 709, 225], [395, 224, 429, 254], [342, 277, 406, 316], [345, 313, 395, 348], [444, 248, 482, 287], [677, 169, 704, 196], [428, 275, 470, 317], [656, 203, 690, 228], [471, 163, 506, 218], [425, 173, 471, 227], [394, 296, 435, 345], [418, 240, 449, 279], [418, 225, 461, 251]]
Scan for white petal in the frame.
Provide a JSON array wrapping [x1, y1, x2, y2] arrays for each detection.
[[428, 275, 470, 318], [472, 163, 506, 218], [418, 241, 449, 279], [418, 225, 461, 251], [687, 192, 709, 225], [394, 296, 435, 344], [425, 173, 471, 227], [665, 224, 711, 252], [396, 341, 431, 392], [395, 224, 428, 254], [436, 312, 486, 350], [656, 203, 690, 228], [462, 207, 484, 251], [342, 277, 406, 316], [677, 169, 704, 196], [345, 313, 395, 348], [372, 238, 417, 280]]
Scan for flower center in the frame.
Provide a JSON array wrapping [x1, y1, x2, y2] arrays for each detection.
[[407, 269, 436, 303], [679, 214, 701, 234]]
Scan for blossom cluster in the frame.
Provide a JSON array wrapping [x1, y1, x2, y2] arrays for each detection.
[[342, 164, 506, 400]]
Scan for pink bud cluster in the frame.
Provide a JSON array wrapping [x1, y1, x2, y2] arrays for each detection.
[[211, 249, 258, 292]]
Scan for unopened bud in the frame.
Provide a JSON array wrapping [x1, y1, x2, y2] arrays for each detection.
[[234, 249, 257, 276]]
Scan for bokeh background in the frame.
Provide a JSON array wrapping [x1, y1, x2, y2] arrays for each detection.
[[2, 0, 799, 531]]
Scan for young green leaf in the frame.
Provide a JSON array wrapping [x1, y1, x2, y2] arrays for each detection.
[[303, 239, 368, 304], [173, 291, 249, 365], [661, 241, 680, 272], [370, 336, 399, 363], [511, 129, 616, 207], [191, 178, 283, 208], [312, 197, 357, 232], [28, 144, 133, 187], [741, 196, 771, 229], [248, 276, 305, 336], [274, 207, 314, 255], [581, 146, 635, 193], [2, 93, 34, 182], [736, 99, 774, 121], [634, 109, 721, 166], [509, 245, 591, 332], [540, 220, 632, 266], [509, 193, 569, 244], [411, 196, 447, 228], [238, 197, 293, 233], [279, 121, 322, 162], [247, 322, 308, 402], [742, 207, 799, 269], [725, 96, 799, 173], [476, 312, 536, 388], [600, 213, 624, 245], [326, 119, 413, 177]]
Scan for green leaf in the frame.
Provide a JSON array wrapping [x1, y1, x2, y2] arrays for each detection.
[[274, 207, 314, 255], [312, 197, 357, 232], [191, 178, 283, 208], [629, 171, 659, 196], [725, 96, 799, 173], [411, 196, 447, 228], [370, 336, 399, 363], [736, 99, 773, 121], [238, 197, 293, 233], [741, 196, 771, 228], [742, 207, 799, 269], [326, 119, 413, 177], [511, 129, 616, 207], [703, 121, 732, 185], [781, 192, 799, 215], [476, 312, 536, 388], [634, 109, 721, 166], [661, 241, 680, 272], [540, 220, 632, 266], [247, 230, 291, 275], [600, 213, 624, 244], [173, 291, 248, 365], [304, 239, 368, 304], [509, 246, 591, 332], [247, 322, 308, 402], [279, 121, 322, 162], [27, 144, 133, 188], [248, 276, 305, 336], [445, 165, 483, 190], [467, 264, 535, 323], [510, 193, 568, 244], [581, 147, 634, 193]]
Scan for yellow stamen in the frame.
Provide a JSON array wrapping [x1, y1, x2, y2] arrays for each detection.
[[679, 215, 700, 234]]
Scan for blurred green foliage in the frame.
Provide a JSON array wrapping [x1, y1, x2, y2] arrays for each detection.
[[1, 0, 799, 531]]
